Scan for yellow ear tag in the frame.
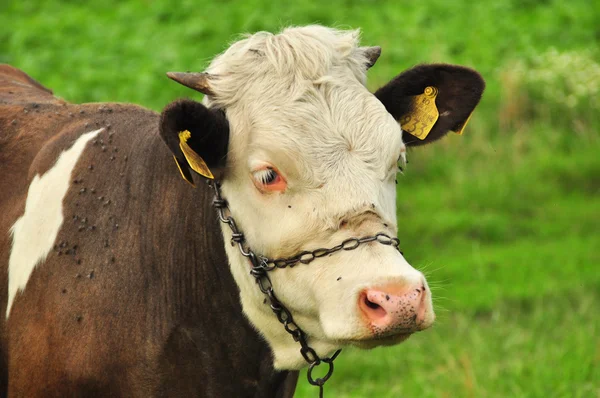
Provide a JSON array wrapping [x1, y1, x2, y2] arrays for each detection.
[[178, 130, 214, 179], [400, 86, 439, 140], [173, 155, 195, 186], [452, 111, 473, 135]]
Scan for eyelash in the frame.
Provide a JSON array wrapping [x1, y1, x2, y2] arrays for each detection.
[[251, 164, 287, 193], [254, 167, 279, 185]]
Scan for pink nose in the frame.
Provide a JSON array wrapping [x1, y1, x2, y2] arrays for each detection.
[[358, 282, 429, 333]]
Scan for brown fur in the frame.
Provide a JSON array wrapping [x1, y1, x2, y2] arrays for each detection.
[[0, 65, 297, 397]]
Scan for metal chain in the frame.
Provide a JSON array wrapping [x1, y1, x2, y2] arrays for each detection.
[[208, 180, 401, 397], [263, 233, 403, 269]]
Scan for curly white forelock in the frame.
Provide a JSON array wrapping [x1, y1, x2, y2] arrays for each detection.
[[205, 25, 369, 107]]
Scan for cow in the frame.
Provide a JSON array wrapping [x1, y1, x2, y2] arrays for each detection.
[[0, 25, 484, 397]]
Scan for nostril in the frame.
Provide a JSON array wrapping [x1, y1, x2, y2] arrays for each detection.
[[359, 291, 388, 321], [364, 296, 381, 310]]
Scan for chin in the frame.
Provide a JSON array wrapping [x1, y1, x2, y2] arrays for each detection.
[[345, 332, 413, 349]]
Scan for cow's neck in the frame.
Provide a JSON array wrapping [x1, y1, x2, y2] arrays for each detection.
[[142, 132, 298, 397]]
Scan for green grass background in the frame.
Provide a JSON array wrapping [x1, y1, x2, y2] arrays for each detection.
[[1, 0, 598, 396]]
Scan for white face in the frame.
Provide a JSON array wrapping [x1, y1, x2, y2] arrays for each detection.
[[206, 26, 435, 369]]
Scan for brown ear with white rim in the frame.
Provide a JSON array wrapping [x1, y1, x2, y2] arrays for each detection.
[[374, 64, 485, 146]]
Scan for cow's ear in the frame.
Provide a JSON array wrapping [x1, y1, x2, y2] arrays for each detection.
[[159, 99, 229, 186], [374, 64, 485, 147]]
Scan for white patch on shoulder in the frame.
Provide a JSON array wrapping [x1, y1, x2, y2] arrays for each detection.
[[6, 128, 103, 318]]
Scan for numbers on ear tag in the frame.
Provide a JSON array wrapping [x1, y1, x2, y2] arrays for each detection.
[[400, 86, 439, 140], [178, 130, 214, 179]]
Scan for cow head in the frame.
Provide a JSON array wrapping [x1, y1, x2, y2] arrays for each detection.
[[160, 26, 484, 369]]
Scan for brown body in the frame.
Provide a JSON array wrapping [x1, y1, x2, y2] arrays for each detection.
[[0, 65, 297, 397]]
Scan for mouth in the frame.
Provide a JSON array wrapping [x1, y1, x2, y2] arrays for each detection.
[[343, 331, 414, 349]]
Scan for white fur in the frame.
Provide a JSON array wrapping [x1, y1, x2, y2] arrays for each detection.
[[204, 26, 434, 369], [6, 129, 103, 318]]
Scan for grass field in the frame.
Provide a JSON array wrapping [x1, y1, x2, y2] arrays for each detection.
[[2, 1, 599, 396]]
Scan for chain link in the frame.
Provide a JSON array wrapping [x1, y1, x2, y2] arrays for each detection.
[[208, 180, 402, 397]]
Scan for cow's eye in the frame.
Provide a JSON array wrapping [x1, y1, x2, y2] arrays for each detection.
[[255, 168, 278, 184], [252, 166, 287, 192]]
